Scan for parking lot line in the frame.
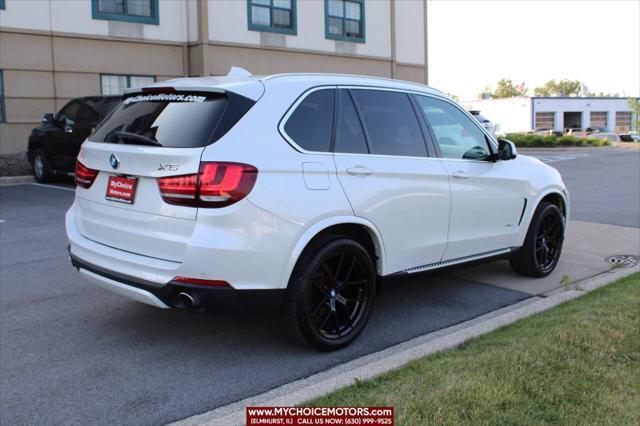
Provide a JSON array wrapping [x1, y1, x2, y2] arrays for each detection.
[[31, 183, 75, 192]]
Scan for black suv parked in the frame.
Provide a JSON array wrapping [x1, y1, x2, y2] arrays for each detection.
[[27, 96, 120, 182]]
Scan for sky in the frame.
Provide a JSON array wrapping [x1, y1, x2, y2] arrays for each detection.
[[427, 0, 640, 100]]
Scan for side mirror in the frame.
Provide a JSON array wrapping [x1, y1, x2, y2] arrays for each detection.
[[63, 118, 75, 133], [497, 139, 517, 161], [42, 113, 55, 124]]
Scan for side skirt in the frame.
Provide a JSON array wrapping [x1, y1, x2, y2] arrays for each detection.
[[389, 247, 518, 278]]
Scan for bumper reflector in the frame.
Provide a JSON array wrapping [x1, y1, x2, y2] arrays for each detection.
[[172, 276, 230, 287]]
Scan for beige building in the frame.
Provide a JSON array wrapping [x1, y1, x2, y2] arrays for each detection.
[[0, 0, 428, 154]]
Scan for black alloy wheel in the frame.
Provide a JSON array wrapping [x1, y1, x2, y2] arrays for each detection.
[[510, 202, 564, 277], [535, 211, 563, 273], [282, 237, 376, 351], [308, 249, 371, 340]]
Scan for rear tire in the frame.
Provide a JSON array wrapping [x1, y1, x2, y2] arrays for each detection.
[[32, 149, 53, 183], [510, 202, 564, 277], [281, 236, 376, 351]]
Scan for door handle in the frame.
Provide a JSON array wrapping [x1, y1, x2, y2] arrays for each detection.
[[346, 166, 374, 176], [452, 171, 469, 179]]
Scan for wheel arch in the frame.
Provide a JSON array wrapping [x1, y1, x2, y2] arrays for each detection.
[[27, 140, 44, 163], [524, 187, 569, 241], [282, 216, 387, 289], [539, 191, 568, 218]]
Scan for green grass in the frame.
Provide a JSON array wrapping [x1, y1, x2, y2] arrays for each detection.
[[310, 273, 640, 425], [505, 133, 610, 147]]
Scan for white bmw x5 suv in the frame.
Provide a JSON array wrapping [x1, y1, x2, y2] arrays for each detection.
[[66, 71, 568, 350]]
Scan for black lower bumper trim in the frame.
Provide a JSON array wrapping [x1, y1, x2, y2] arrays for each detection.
[[70, 252, 285, 313]]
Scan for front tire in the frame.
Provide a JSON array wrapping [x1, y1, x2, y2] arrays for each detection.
[[281, 237, 376, 351], [32, 149, 53, 183], [510, 202, 565, 277]]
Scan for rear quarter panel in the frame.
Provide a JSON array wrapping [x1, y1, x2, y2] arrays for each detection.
[[200, 79, 356, 289]]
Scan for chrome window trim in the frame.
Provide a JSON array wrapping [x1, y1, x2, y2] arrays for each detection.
[[278, 84, 500, 161], [278, 85, 338, 156]]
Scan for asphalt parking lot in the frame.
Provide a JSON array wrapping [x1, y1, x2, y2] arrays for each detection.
[[1, 145, 639, 425]]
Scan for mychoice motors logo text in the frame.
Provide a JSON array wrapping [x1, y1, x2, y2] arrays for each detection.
[[123, 93, 207, 105]]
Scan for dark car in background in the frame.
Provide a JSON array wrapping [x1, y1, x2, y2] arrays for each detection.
[[27, 96, 120, 182]]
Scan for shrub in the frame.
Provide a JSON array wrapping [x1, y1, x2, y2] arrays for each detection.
[[503, 133, 609, 147]]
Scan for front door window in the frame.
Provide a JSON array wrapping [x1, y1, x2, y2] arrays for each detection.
[[415, 96, 492, 161]]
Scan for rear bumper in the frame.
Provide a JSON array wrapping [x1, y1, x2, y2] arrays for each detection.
[[70, 252, 285, 313], [66, 195, 301, 291]]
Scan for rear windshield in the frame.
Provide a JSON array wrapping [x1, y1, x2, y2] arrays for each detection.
[[90, 92, 254, 148]]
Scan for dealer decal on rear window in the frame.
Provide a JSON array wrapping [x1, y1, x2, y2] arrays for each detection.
[[123, 93, 207, 105]]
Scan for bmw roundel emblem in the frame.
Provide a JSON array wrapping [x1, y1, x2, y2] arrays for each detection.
[[109, 153, 119, 169]]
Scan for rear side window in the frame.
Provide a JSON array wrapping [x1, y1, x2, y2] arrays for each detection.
[[90, 92, 254, 148], [334, 89, 368, 154], [284, 89, 335, 152], [350, 89, 427, 157]]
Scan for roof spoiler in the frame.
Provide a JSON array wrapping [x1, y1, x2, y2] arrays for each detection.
[[227, 67, 252, 78], [122, 67, 262, 100], [123, 86, 225, 96]]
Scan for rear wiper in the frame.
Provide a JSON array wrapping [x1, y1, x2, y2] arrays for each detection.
[[114, 131, 162, 146]]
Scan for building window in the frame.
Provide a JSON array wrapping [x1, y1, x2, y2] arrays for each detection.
[[535, 112, 554, 130], [326, 0, 365, 42], [590, 111, 607, 129], [100, 74, 156, 95], [248, 0, 296, 35], [0, 70, 5, 123], [92, 0, 159, 25], [615, 111, 632, 133], [0, 0, 5, 10]]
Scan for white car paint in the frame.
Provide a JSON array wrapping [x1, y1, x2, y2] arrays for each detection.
[[66, 72, 569, 308]]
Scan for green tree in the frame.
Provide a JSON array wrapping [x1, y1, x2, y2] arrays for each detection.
[[629, 98, 640, 129], [491, 79, 522, 98], [534, 79, 582, 97]]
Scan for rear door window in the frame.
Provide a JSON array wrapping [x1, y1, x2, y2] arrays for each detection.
[[334, 89, 368, 154], [350, 89, 427, 157], [90, 92, 254, 148], [283, 89, 335, 152]]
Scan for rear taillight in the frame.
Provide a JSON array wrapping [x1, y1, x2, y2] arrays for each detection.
[[158, 162, 257, 208], [75, 161, 99, 188]]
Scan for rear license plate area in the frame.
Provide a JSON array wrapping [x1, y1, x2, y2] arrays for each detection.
[[106, 175, 138, 204]]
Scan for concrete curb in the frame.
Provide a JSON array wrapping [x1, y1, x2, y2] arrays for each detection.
[[172, 265, 639, 426], [0, 175, 34, 186]]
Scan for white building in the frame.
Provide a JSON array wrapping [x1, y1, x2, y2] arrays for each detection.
[[0, 0, 429, 154], [464, 97, 638, 135]]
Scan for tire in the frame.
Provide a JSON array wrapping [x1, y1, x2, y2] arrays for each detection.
[[32, 149, 54, 183], [281, 236, 376, 351], [510, 202, 565, 277]]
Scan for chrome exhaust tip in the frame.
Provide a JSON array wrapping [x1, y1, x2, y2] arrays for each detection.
[[177, 291, 200, 308]]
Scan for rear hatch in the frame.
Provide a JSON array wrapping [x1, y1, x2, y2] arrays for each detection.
[[73, 86, 257, 261]]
